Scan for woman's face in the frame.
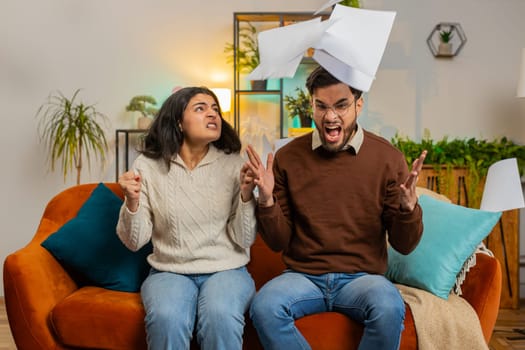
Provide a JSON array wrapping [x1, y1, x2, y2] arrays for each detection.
[[181, 93, 222, 147]]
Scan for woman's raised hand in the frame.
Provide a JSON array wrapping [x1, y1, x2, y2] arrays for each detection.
[[118, 169, 141, 212]]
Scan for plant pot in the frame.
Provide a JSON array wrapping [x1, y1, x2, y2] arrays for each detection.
[[250, 80, 267, 91], [299, 114, 312, 128], [438, 42, 453, 56], [137, 116, 152, 130]]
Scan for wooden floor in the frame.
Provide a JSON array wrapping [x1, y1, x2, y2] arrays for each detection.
[[0, 297, 523, 349], [0, 298, 14, 350], [490, 300, 525, 350]]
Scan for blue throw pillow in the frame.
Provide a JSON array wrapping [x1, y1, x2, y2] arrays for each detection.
[[385, 194, 501, 300], [41, 183, 152, 292]]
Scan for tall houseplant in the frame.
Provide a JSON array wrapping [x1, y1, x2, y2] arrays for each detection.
[[37, 89, 109, 185], [224, 22, 265, 90]]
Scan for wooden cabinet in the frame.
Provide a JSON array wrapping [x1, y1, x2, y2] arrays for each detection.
[[232, 12, 328, 141], [418, 166, 520, 309]]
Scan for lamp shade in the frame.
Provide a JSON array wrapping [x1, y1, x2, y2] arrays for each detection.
[[210, 88, 231, 112], [517, 48, 525, 97], [480, 158, 525, 212]]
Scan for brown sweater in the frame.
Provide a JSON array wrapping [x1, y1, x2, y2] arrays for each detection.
[[257, 131, 423, 275]]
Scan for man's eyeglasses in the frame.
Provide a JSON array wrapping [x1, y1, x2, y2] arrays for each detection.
[[314, 99, 355, 118]]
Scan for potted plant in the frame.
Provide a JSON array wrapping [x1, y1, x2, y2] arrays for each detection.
[[284, 88, 313, 128], [391, 130, 525, 208], [338, 0, 360, 7], [36, 89, 109, 185], [224, 22, 266, 90], [126, 95, 158, 129], [438, 28, 454, 56]]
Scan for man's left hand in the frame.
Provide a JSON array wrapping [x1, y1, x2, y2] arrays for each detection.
[[400, 150, 427, 212]]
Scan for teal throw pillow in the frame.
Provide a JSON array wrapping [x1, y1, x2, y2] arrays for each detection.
[[385, 194, 501, 300], [41, 183, 152, 292]]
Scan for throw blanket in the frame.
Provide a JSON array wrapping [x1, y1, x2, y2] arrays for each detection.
[[396, 284, 488, 350]]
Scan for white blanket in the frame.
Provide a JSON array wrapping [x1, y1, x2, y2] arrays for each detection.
[[396, 284, 488, 350]]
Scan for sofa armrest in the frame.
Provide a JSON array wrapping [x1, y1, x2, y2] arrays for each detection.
[[459, 253, 502, 343], [3, 217, 78, 350]]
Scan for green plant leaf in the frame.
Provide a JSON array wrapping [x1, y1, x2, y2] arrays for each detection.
[[224, 22, 260, 74], [36, 89, 109, 184], [391, 131, 525, 208]]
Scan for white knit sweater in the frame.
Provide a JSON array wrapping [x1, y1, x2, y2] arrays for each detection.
[[116, 145, 257, 274]]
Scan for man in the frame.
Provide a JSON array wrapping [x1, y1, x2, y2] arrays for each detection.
[[245, 66, 427, 350]]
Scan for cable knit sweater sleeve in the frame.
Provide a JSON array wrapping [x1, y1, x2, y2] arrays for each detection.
[[116, 156, 155, 252]]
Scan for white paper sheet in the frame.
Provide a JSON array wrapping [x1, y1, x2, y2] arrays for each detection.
[[314, 0, 340, 15], [248, 5, 396, 92], [480, 158, 525, 212], [247, 18, 328, 80]]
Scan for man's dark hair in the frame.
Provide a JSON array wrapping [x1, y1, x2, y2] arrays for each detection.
[[305, 66, 362, 99]]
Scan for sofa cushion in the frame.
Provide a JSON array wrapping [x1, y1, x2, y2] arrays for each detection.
[[50, 287, 147, 349], [41, 182, 152, 292], [385, 194, 501, 300]]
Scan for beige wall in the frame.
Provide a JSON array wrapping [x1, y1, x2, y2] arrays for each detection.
[[2, 0, 525, 297]]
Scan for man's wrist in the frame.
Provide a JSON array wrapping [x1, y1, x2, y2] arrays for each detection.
[[258, 196, 274, 208]]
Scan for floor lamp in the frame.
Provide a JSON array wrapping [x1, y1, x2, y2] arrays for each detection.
[[480, 158, 524, 298]]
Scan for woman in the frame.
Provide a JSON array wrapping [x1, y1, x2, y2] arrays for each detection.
[[116, 86, 257, 350]]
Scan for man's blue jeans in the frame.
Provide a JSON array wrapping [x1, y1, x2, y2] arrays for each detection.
[[250, 270, 405, 350], [141, 266, 255, 350]]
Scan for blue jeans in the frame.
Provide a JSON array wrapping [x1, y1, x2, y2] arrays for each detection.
[[249, 270, 405, 350], [141, 266, 255, 350]]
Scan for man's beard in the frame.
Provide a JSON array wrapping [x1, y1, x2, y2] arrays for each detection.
[[317, 121, 356, 153]]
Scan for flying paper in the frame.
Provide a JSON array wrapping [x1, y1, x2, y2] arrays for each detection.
[[247, 5, 396, 92]]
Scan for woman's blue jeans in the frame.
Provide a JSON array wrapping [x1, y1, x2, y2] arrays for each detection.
[[249, 270, 405, 350], [141, 266, 255, 350]]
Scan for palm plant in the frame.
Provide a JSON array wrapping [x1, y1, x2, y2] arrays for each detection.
[[36, 89, 109, 185], [224, 22, 260, 74]]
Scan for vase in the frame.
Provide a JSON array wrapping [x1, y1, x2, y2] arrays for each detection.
[[438, 42, 453, 56], [250, 80, 267, 91], [137, 116, 152, 130], [299, 114, 312, 128]]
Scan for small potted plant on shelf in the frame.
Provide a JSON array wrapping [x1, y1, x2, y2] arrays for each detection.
[[36, 89, 109, 185], [224, 22, 266, 90], [126, 95, 159, 129], [284, 88, 313, 128], [438, 28, 454, 56]]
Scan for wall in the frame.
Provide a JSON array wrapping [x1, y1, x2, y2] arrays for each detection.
[[2, 0, 525, 297]]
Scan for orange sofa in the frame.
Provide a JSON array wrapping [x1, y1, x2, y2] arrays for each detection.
[[4, 183, 502, 349]]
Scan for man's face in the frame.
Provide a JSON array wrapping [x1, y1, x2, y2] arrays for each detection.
[[311, 83, 363, 152]]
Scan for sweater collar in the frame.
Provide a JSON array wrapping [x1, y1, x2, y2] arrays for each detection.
[[172, 144, 222, 169]]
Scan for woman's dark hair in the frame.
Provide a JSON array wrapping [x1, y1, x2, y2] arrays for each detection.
[[139, 86, 241, 168], [305, 66, 362, 99]]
